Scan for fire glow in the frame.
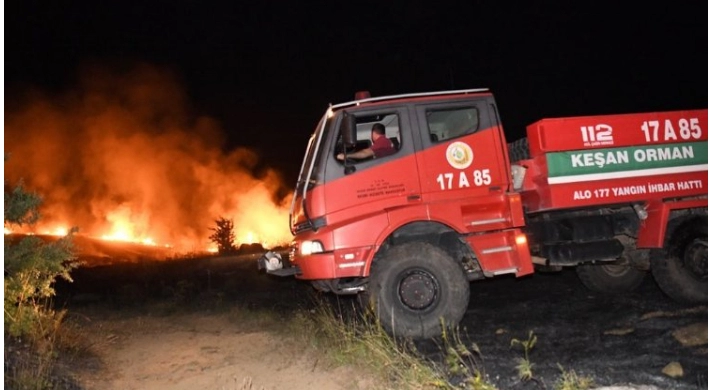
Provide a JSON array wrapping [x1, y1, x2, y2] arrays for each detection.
[[4, 64, 293, 254]]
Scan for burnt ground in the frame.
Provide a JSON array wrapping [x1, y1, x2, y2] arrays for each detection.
[[50, 241, 707, 390], [423, 270, 708, 390]]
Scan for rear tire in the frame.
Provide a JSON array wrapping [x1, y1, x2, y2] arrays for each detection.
[[507, 137, 530, 162], [576, 262, 647, 293], [365, 242, 469, 339], [650, 216, 707, 304]]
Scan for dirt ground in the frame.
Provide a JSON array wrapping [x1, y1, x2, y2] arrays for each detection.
[[50, 241, 707, 390], [66, 308, 375, 390]]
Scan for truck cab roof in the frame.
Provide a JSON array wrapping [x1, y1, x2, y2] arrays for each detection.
[[331, 88, 491, 110]]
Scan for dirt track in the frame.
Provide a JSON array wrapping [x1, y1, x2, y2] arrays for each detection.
[[55, 247, 707, 390], [67, 308, 375, 390]]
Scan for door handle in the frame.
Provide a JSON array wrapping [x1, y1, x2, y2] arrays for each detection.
[[407, 194, 421, 202]]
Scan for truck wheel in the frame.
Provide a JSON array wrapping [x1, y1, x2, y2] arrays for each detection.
[[575, 262, 647, 293], [507, 137, 530, 162], [366, 242, 469, 339], [650, 217, 707, 304]]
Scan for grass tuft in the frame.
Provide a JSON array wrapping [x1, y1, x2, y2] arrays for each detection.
[[4, 306, 84, 389], [439, 323, 496, 390], [286, 295, 500, 389], [510, 330, 537, 382], [554, 364, 594, 390]]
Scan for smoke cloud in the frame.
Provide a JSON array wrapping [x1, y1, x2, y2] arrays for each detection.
[[5, 63, 293, 251]]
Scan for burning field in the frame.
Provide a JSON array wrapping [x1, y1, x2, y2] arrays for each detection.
[[5, 63, 293, 256]]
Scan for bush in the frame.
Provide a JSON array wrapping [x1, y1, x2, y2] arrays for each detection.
[[4, 176, 78, 388], [4, 182, 78, 337]]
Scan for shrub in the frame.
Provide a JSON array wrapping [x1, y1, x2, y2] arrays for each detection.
[[4, 181, 78, 338], [4, 175, 79, 389]]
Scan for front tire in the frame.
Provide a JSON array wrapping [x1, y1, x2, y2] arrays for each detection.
[[651, 216, 707, 304], [366, 242, 469, 339], [576, 262, 647, 293]]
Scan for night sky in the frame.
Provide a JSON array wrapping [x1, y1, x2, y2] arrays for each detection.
[[6, 1, 708, 185]]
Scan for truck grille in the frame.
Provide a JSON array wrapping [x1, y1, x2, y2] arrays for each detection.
[[293, 222, 311, 234], [293, 216, 327, 234]]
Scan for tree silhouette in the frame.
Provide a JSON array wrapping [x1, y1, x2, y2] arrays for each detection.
[[209, 216, 236, 254]]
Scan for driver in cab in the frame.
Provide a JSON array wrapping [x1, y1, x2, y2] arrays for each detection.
[[337, 123, 396, 161]]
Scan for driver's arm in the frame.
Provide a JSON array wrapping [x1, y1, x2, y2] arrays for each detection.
[[337, 148, 374, 161]]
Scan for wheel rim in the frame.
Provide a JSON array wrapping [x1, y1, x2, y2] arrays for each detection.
[[600, 264, 630, 277], [398, 269, 439, 311], [683, 238, 708, 281]]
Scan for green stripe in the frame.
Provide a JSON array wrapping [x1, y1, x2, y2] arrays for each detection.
[[547, 164, 708, 184], [547, 142, 708, 178]]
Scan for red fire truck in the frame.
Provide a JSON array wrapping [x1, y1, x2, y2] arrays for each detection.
[[259, 89, 707, 339]]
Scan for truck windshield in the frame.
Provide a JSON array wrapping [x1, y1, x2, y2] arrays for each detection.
[[289, 109, 332, 232]]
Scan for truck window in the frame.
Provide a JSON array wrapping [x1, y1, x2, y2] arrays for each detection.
[[426, 107, 479, 142], [335, 112, 401, 163]]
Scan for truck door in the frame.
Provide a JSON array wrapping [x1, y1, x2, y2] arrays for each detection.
[[320, 106, 422, 236], [413, 98, 511, 218]]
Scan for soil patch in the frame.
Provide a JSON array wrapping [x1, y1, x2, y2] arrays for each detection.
[[67, 308, 374, 390]]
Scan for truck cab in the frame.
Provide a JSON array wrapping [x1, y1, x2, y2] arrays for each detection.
[[279, 89, 533, 337]]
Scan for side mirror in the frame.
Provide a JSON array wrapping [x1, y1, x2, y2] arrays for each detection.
[[341, 111, 357, 146], [340, 111, 357, 175]]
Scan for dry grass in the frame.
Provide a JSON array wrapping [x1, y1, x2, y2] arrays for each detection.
[[289, 306, 443, 388]]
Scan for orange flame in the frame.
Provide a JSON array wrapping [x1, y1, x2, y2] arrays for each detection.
[[43, 226, 69, 236], [98, 205, 157, 245], [4, 63, 293, 255]]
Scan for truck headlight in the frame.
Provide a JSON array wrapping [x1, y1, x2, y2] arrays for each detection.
[[300, 240, 325, 255]]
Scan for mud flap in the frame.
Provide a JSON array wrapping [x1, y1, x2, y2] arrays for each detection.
[[465, 229, 534, 277]]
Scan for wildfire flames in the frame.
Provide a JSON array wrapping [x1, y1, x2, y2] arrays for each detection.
[[4, 63, 293, 254]]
